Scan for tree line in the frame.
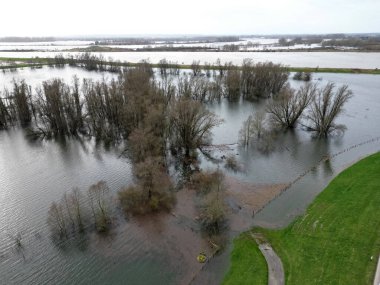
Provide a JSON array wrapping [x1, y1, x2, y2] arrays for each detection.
[[1, 58, 352, 146], [0, 59, 291, 136], [0, 60, 353, 242]]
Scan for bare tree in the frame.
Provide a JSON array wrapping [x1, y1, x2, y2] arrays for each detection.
[[208, 75, 224, 101], [158, 58, 169, 77], [0, 95, 10, 129], [36, 79, 70, 135], [170, 98, 223, 157], [159, 76, 176, 104], [134, 157, 171, 200], [118, 157, 175, 215], [69, 188, 84, 231], [239, 111, 266, 147], [266, 83, 316, 128], [197, 170, 227, 235], [215, 58, 225, 77], [47, 188, 87, 237], [88, 181, 110, 232], [241, 59, 289, 100], [191, 76, 210, 102], [13, 80, 32, 126], [168, 61, 180, 76], [191, 60, 202, 76], [62, 193, 75, 227], [71, 75, 83, 129], [203, 62, 212, 77], [307, 83, 353, 137], [47, 202, 67, 238], [224, 64, 241, 101]]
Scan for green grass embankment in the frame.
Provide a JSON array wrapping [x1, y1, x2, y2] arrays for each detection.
[[222, 233, 267, 285], [224, 152, 380, 284]]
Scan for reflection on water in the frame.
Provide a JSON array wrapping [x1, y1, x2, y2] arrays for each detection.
[[206, 72, 380, 228], [0, 129, 144, 284], [0, 69, 380, 284], [0, 66, 117, 90]]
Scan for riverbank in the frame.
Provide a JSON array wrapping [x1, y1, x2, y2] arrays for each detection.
[[3, 47, 380, 53], [222, 233, 267, 285], [223, 152, 380, 284], [1, 57, 380, 74]]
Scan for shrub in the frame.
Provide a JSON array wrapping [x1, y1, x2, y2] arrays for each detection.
[[293, 71, 312, 81], [118, 184, 175, 215], [192, 169, 227, 235], [118, 157, 175, 215], [191, 170, 224, 194], [224, 155, 240, 172], [199, 191, 227, 235], [293, 71, 303, 80]]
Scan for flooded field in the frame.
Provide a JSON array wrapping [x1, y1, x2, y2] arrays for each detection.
[[1, 51, 380, 69], [0, 67, 379, 284]]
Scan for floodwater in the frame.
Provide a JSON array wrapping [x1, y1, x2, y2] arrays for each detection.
[[0, 66, 117, 90], [1, 50, 380, 69], [0, 38, 355, 52], [0, 41, 94, 51], [0, 38, 279, 51], [193, 72, 380, 284], [206, 72, 380, 227], [0, 67, 380, 284]]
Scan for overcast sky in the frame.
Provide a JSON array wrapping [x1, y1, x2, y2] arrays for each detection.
[[1, 0, 379, 37]]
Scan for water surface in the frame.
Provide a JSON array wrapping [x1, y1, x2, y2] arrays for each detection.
[[0, 68, 379, 284], [1, 51, 380, 68]]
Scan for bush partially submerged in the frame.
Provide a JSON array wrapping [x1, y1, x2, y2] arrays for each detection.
[[119, 184, 175, 215], [224, 154, 241, 172], [47, 183, 109, 238], [293, 71, 312, 81], [199, 190, 227, 235], [192, 170, 227, 235], [88, 181, 111, 232], [191, 169, 225, 194], [118, 157, 175, 215]]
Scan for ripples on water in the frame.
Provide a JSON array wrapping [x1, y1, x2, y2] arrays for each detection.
[[206, 72, 380, 226], [0, 67, 380, 284]]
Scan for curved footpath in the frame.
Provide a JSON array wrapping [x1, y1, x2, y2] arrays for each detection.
[[252, 233, 284, 285], [375, 256, 380, 285], [224, 151, 380, 285]]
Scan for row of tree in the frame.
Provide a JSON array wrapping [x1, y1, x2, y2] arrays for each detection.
[[158, 59, 289, 102], [47, 181, 111, 238], [239, 82, 353, 148], [54, 53, 123, 73], [46, 54, 290, 101]]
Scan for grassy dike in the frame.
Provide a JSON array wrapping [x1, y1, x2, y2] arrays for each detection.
[[223, 152, 380, 285], [223, 233, 268, 285], [1, 57, 380, 74]]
